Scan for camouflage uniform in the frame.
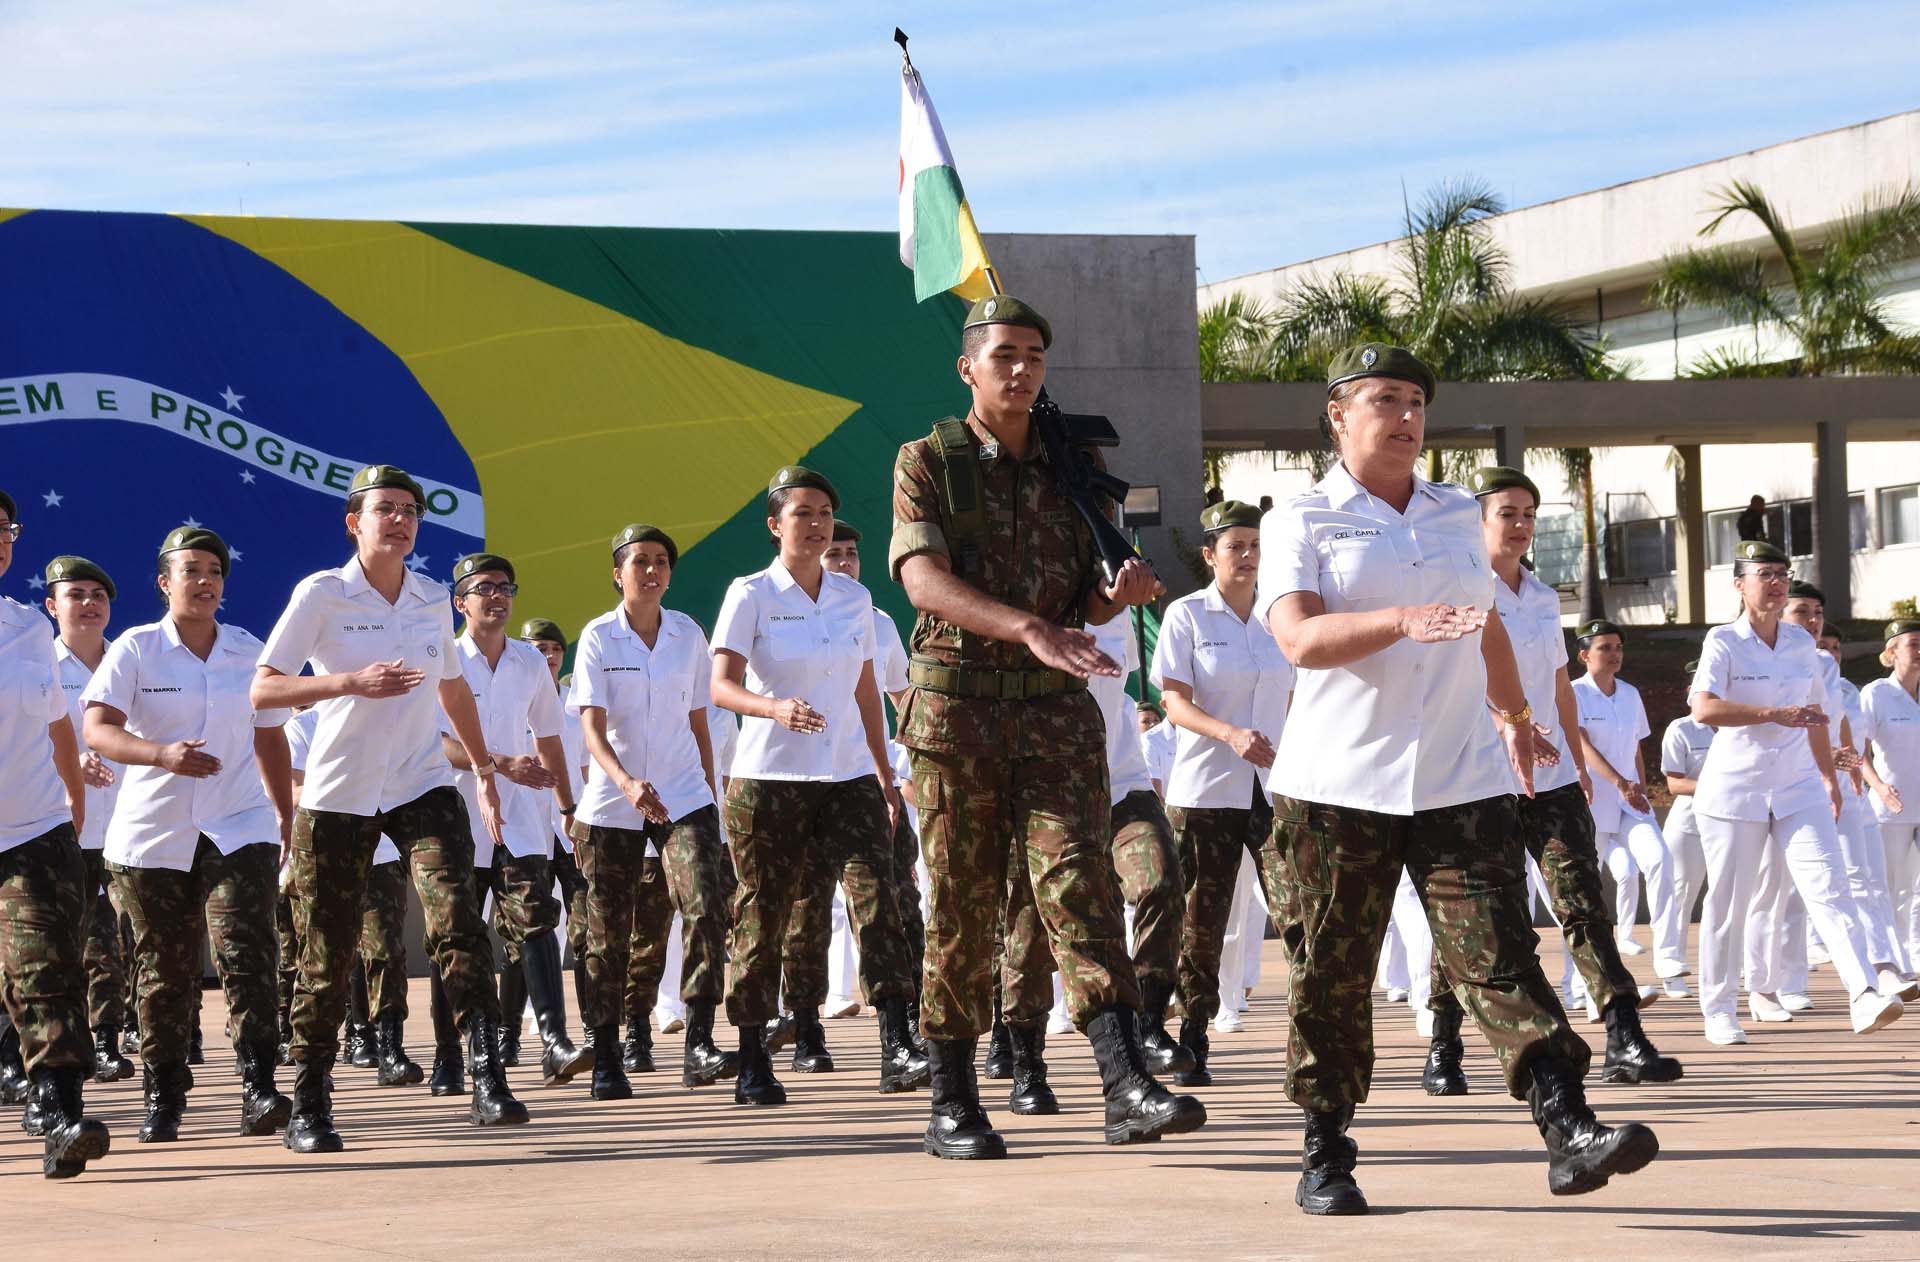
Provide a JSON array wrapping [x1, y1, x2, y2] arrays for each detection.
[[484, 853, 561, 947], [1110, 790, 1183, 990], [1273, 792, 1589, 1109], [78, 849, 128, 1030], [578, 807, 729, 1029], [890, 415, 1140, 1039], [622, 855, 677, 1022], [359, 858, 412, 1020], [778, 855, 837, 1009], [551, 843, 590, 963], [0, 825, 92, 1074], [1169, 793, 1285, 1022], [275, 885, 298, 1019], [891, 812, 927, 971], [110, 837, 280, 1065]]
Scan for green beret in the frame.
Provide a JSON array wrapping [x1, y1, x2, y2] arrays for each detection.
[[1469, 465, 1540, 504], [611, 523, 679, 567], [1200, 500, 1262, 533], [0, 489, 14, 522], [1733, 539, 1790, 566], [348, 463, 426, 505], [44, 555, 115, 600], [1576, 618, 1622, 643], [1883, 619, 1920, 644], [452, 552, 515, 587], [159, 526, 230, 575], [767, 466, 840, 512], [1326, 342, 1437, 403], [832, 521, 862, 543], [519, 617, 566, 645], [1786, 580, 1825, 603], [962, 294, 1052, 349]]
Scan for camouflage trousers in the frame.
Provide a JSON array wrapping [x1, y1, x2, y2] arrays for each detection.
[[486, 851, 561, 949], [723, 776, 913, 1028], [111, 838, 279, 1066], [911, 745, 1138, 1040], [0, 824, 91, 1074], [1273, 792, 1588, 1110], [1171, 793, 1285, 1023], [288, 786, 499, 1064], [621, 856, 677, 1021], [275, 888, 297, 1015], [360, 859, 411, 1020], [1431, 781, 1637, 1018], [79, 848, 128, 1030], [577, 806, 730, 1029], [782, 811, 924, 1010], [551, 843, 589, 961]]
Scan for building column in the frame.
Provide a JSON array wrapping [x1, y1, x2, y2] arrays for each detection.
[[1495, 424, 1527, 471], [1672, 443, 1706, 623], [1814, 421, 1852, 621]]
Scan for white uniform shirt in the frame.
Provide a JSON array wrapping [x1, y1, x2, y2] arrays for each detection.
[[56, 640, 121, 851], [890, 740, 921, 834], [0, 598, 71, 852], [1825, 659, 1868, 804], [258, 558, 461, 816], [287, 708, 400, 863], [1493, 568, 1577, 796], [1573, 675, 1653, 834], [1143, 718, 1175, 790], [874, 607, 910, 697], [707, 703, 739, 782], [712, 561, 878, 784], [550, 700, 586, 852], [569, 606, 715, 829], [447, 636, 564, 866], [83, 618, 289, 870], [1091, 616, 1154, 804], [1257, 464, 1518, 814], [1690, 615, 1830, 822], [1659, 715, 1714, 839], [1863, 676, 1920, 823], [1152, 583, 1294, 808]]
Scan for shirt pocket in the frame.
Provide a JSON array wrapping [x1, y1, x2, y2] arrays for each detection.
[[8, 658, 57, 720], [404, 620, 446, 671], [1444, 546, 1490, 605], [765, 619, 816, 663], [830, 616, 870, 667], [1325, 536, 1398, 603]]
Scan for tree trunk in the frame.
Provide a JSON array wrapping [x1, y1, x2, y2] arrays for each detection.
[[1579, 462, 1608, 621]]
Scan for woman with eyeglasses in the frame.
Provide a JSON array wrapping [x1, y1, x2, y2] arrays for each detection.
[[1862, 619, 1920, 977], [1688, 539, 1906, 1045]]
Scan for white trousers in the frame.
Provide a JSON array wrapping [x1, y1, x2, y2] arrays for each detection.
[[657, 911, 687, 1027], [826, 887, 858, 1010], [1601, 816, 1685, 969], [1836, 799, 1908, 972], [1217, 850, 1268, 1021], [1698, 805, 1877, 1020], [1877, 820, 1920, 969], [1665, 819, 1707, 952]]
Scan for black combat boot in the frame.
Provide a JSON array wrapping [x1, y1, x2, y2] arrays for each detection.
[[466, 1017, 531, 1127], [236, 1042, 292, 1137], [342, 1023, 373, 1070], [1527, 1057, 1660, 1195], [923, 1038, 1005, 1160], [427, 965, 464, 1096], [93, 1024, 134, 1083], [904, 981, 928, 1056], [1600, 1000, 1684, 1084], [1295, 1106, 1367, 1215], [1172, 1015, 1211, 1087], [1138, 979, 1197, 1076], [121, 1012, 140, 1056], [1005, 1023, 1059, 1115], [788, 1006, 833, 1073], [0, 1018, 30, 1105], [1422, 1004, 1469, 1096], [276, 1005, 293, 1067], [283, 1057, 343, 1153], [1087, 1006, 1207, 1145], [589, 1025, 633, 1100], [764, 1010, 796, 1056], [373, 1013, 425, 1087], [732, 1023, 787, 1106], [622, 1019, 655, 1074], [21, 1072, 48, 1134], [498, 962, 527, 1068], [983, 1005, 1014, 1081], [682, 1000, 738, 1087], [136, 1061, 190, 1142], [523, 932, 593, 1087], [38, 1067, 111, 1179], [188, 1010, 206, 1066], [877, 998, 931, 1093]]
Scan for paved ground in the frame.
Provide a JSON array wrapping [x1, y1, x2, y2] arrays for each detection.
[[5, 930, 1917, 1260]]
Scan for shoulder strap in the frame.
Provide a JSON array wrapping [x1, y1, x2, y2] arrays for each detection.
[[929, 418, 987, 578]]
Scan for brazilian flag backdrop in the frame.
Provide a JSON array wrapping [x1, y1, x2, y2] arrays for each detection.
[[0, 208, 971, 647]]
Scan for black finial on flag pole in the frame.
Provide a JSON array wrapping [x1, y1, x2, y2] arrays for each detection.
[[894, 28, 913, 69]]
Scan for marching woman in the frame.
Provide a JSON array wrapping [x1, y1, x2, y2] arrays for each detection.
[[82, 526, 294, 1143], [1262, 346, 1655, 1215], [711, 467, 926, 1105], [253, 464, 524, 1152], [0, 487, 113, 1177], [1657, 661, 1715, 998], [570, 524, 735, 1100], [1689, 539, 1905, 1045], [1864, 619, 1920, 967], [1149, 499, 1292, 1088]]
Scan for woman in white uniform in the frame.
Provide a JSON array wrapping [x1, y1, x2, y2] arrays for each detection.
[[1151, 499, 1292, 1088], [1689, 539, 1905, 1044], [83, 526, 294, 1144], [1657, 663, 1714, 999], [1864, 619, 1920, 966]]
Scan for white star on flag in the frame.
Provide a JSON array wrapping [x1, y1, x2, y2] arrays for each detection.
[[28, 575, 46, 591], [220, 387, 244, 412], [239, 470, 256, 485], [405, 554, 430, 573], [42, 489, 63, 508], [229, 547, 243, 562], [182, 516, 202, 528]]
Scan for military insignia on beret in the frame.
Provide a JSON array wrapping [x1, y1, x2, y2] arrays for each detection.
[[983, 298, 999, 318], [50, 562, 66, 579], [1361, 347, 1377, 368]]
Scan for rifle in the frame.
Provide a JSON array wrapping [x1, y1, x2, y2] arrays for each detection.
[[1029, 389, 1160, 590]]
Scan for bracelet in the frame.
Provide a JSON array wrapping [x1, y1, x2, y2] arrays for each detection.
[[473, 759, 498, 777], [560, 805, 577, 816], [1494, 703, 1532, 727]]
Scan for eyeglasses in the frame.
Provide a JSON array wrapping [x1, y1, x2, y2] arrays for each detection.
[[0, 522, 19, 542], [460, 581, 518, 598], [361, 501, 424, 521], [1746, 567, 1793, 584]]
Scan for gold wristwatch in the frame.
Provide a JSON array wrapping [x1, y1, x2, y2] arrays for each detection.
[[1494, 703, 1532, 728]]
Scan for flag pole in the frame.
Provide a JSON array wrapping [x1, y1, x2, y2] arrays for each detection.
[[897, 28, 1002, 298]]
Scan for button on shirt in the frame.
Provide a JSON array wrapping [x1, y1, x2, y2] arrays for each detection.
[[287, 708, 400, 863], [1091, 616, 1154, 804], [1659, 715, 1715, 839], [712, 562, 878, 783], [0, 598, 71, 852], [570, 606, 716, 828], [1257, 464, 1518, 814], [258, 558, 461, 816], [1493, 568, 1577, 796], [83, 618, 289, 871], [1152, 583, 1294, 808], [1690, 615, 1830, 822], [447, 636, 564, 866], [1863, 677, 1920, 823], [56, 640, 122, 851], [1573, 675, 1653, 834]]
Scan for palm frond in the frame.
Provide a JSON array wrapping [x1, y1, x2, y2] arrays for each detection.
[[1679, 346, 1797, 378], [1817, 184, 1920, 285], [1439, 299, 1601, 381], [1648, 246, 1790, 329], [1702, 179, 1806, 290], [1197, 293, 1281, 383]]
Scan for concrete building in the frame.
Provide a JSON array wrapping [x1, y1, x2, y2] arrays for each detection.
[[1199, 110, 1920, 623]]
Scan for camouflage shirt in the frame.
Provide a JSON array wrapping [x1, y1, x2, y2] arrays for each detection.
[[888, 413, 1103, 756]]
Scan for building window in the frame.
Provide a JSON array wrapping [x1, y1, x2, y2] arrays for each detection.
[[1531, 511, 1584, 588], [1605, 517, 1675, 579], [1708, 496, 1869, 562], [1882, 484, 1920, 547], [1707, 509, 1742, 566]]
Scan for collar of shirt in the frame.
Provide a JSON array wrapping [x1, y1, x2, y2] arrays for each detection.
[[339, 555, 442, 610], [1317, 461, 1448, 518], [608, 604, 685, 648]]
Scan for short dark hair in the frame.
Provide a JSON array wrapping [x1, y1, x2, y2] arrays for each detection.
[[614, 537, 678, 571], [961, 324, 991, 360]]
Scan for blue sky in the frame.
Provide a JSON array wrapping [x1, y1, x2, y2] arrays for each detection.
[[4, 1, 1918, 282]]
